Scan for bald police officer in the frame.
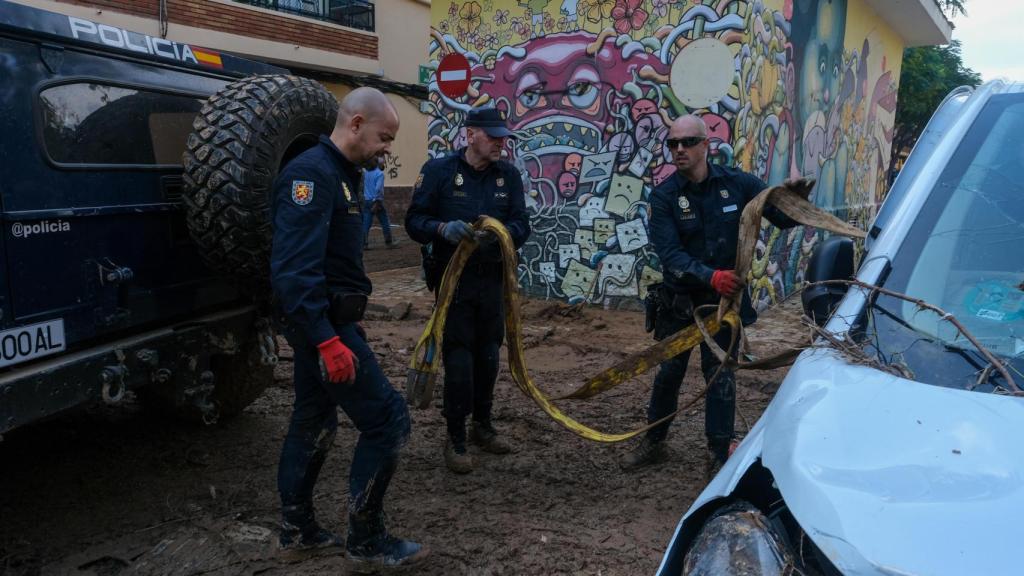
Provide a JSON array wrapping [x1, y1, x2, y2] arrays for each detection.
[[271, 87, 427, 569], [405, 108, 530, 474]]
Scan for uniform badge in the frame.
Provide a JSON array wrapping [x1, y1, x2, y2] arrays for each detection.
[[455, 173, 464, 186], [291, 180, 314, 205], [496, 177, 505, 187], [678, 196, 690, 210], [720, 189, 730, 199], [415, 172, 424, 190], [342, 182, 353, 202]]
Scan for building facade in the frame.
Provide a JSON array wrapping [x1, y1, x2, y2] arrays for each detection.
[[425, 0, 952, 307]]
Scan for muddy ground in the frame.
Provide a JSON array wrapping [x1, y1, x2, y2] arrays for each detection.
[[0, 233, 807, 576]]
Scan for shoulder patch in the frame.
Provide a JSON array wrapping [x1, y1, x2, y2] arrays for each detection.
[[291, 181, 314, 205]]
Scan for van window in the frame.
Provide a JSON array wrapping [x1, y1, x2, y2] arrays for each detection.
[[39, 83, 203, 166]]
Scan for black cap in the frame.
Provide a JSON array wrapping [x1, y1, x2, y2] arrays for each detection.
[[465, 107, 515, 138]]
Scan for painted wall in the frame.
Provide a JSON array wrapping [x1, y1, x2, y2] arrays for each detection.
[[425, 0, 905, 308]]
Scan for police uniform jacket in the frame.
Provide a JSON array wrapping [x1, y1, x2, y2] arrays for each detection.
[[649, 162, 798, 325], [271, 135, 370, 346], [405, 149, 531, 268]]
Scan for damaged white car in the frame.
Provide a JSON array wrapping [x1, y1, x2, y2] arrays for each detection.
[[657, 79, 1024, 576]]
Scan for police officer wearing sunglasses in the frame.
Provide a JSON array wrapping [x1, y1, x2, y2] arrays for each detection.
[[620, 114, 811, 475], [405, 107, 530, 474]]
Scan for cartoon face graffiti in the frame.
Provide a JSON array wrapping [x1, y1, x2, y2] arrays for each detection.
[[564, 152, 582, 174], [598, 253, 637, 297], [574, 228, 597, 259], [578, 151, 617, 185], [593, 218, 616, 245], [558, 171, 579, 198], [539, 261, 557, 282], [638, 264, 663, 300], [615, 218, 649, 252], [578, 194, 609, 226], [605, 173, 644, 217], [557, 243, 582, 268], [561, 259, 597, 298], [470, 31, 669, 205]]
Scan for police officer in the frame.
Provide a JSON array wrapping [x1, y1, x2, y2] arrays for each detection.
[[271, 87, 427, 569], [405, 108, 530, 474], [620, 114, 810, 473]]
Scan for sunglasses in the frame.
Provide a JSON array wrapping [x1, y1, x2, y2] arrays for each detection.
[[666, 136, 706, 149]]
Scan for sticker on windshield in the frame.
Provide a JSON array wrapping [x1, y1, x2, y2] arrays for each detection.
[[0, 319, 66, 368], [976, 309, 1006, 321]]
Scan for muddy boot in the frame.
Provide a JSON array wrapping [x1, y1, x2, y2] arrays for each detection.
[[444, 436, 474, 474], [347, 512, 429, 572], [704, 438, 736, 482], [469, 420, 511, 454], [278, 506, 343, 553], [619, 436, 667, 470]]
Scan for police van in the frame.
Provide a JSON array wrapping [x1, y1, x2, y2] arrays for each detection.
[[0, 0, 338, 433]]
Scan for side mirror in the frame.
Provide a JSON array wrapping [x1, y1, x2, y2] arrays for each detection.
[[801, 236, 855, 326]]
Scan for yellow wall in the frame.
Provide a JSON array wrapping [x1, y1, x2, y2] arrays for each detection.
[[322, 83, 427, 187]]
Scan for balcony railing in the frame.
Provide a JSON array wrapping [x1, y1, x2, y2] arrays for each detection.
[[235, 0, 375, 32]]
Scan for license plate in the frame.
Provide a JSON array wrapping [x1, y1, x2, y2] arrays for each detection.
[[0, 319, 66, 368]]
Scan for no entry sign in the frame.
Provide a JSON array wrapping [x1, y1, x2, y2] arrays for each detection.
[[436, 53, 470, 99]]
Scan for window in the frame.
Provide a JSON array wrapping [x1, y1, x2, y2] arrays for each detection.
[[39, 83, 203, 166], [234, 0, 375, 32]]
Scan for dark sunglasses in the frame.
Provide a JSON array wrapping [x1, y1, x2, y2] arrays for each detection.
[[666, 136, 706, 149]]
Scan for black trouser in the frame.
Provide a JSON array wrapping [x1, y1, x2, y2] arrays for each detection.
[[277, 322, 410, 536], [645, 295, 736, 458], [441, 264, 504, 435]]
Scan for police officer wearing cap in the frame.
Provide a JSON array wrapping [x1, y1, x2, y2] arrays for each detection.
[[620, 114, 811, 474], [271, 87, 428, 569], [405, 107, 530, 474]]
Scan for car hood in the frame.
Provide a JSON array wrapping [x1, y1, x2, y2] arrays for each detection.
[[758, 350, 1024, 575]]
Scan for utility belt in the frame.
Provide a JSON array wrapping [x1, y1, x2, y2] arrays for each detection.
[[328, 291, 368, 324], [643, 282, 696, 333]]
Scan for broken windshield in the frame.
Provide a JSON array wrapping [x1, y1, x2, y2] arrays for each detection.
[[864, 93, 1024, 391]]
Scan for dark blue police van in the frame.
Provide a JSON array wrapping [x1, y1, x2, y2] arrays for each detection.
[[0, 1, 339, 433]]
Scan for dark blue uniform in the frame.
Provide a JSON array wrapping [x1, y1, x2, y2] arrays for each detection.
[[646, 162, 797, 457], [271, 135, 410, 537], [405, 149, 530, 433]]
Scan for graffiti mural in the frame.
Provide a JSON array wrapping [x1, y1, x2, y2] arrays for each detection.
[[426, 0, 903, 308]]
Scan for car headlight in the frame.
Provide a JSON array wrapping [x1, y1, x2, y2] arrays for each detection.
[[684, 500, 794, 576]]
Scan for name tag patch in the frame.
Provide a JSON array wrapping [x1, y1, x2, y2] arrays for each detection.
[[722, 204, 738, 213]]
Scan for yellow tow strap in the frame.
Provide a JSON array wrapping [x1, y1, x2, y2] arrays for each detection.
[[407, 182, 866, 442]]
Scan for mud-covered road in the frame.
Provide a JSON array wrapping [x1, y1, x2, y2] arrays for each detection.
[[0, 236, 805, 575]]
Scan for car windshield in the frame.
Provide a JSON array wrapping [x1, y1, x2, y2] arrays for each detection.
[[866, 93, 1024, 391]]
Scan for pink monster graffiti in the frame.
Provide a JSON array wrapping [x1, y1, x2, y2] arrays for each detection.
[[471, 31, 668, 205]]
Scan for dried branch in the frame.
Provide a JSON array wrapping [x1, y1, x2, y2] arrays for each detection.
[[810, 279, 1018, 392]]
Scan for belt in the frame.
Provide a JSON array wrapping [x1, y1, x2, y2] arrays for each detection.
[[328, 292, 368, 324]]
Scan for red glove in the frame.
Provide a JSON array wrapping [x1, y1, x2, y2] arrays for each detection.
[[317, 336, 357, 384], [710, 270, 742, 297]]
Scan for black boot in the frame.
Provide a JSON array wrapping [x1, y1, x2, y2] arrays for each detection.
[[619, 436, 667, 470], [279, 504, 343, 552], [347, 511, 429, 571]]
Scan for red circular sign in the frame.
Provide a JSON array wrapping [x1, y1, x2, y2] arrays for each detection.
[[436, 53, 471, 99]]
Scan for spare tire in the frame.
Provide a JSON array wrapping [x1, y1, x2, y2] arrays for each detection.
[[182, 74, 338, 287]]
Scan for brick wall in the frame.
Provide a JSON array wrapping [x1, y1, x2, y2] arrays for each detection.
[[57, 0, 377, 59], [382, 186, 412, 225]]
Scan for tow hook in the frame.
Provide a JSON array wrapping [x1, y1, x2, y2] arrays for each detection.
[[99, 364, 128, 405], [186, 370, 219, 425]]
